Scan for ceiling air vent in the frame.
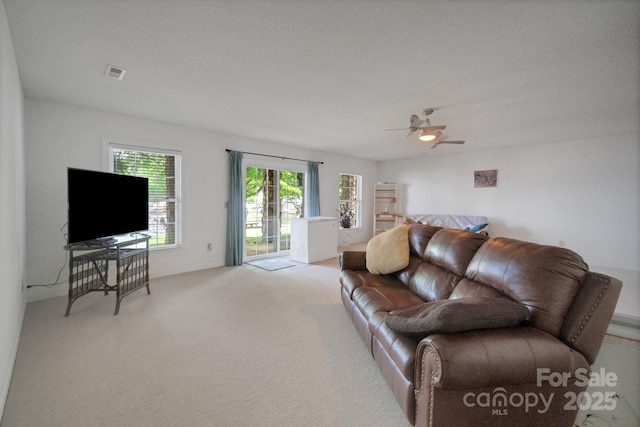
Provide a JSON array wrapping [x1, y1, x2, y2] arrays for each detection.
[[105, 65, 126, 80]]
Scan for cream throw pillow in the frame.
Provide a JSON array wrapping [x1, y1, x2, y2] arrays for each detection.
[[366, 224, 410, 274]]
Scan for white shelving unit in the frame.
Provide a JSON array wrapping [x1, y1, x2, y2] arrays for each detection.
[[374, 183, 398, 235]]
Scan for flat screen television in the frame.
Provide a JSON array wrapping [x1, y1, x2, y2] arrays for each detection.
[[67, 167, 149, 244]]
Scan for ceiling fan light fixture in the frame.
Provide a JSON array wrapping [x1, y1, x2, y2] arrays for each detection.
[[418, 130, 436, 142]]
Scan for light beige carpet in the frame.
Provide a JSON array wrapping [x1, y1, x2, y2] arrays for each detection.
[[1, 253, 410, 427], [5, 249, 638, 426]]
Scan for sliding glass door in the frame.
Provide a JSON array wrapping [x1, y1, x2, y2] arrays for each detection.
[[245, 167, 304, 258]]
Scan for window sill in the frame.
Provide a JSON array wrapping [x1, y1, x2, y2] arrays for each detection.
[[150, 244, 183, 252]]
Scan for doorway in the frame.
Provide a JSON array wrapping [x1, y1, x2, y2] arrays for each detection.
[[245, 167, 305, 258]]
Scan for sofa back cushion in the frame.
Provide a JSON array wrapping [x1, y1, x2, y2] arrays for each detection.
[[408, 224, 442, 258], [394, 224, 442, 286], [452, 238, 588, 336], [402, 229, 487, 301], [425, 229, 488, 276]]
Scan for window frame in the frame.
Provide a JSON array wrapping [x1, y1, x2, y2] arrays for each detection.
[[103, 137, 183, 250], [244, 156, 308, 258], [338, 172, 362, 229]]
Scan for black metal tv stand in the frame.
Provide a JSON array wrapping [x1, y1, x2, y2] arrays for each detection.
[[63, 234, 151, 316]]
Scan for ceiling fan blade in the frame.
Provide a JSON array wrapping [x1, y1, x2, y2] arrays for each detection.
[[430, 143, 439, 149], [440, 140, 465, 144], [384, 127, 410, 131], [405, 129, 418, 137], [409, 114, 425, 127], [416, 125, 446, 131]]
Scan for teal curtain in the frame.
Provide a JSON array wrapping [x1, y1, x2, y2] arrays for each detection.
[[308, 161, 320, 216], [225, 150, 244, 266]]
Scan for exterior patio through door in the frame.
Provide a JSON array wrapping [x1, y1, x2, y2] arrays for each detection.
[[245, 167, 304, 258]]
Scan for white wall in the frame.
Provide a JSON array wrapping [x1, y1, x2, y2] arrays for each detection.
[[0, 0, 26, 417], [25, 97, 639, 318], [379, 136, 640, 318], [24, 99, 377, 302]]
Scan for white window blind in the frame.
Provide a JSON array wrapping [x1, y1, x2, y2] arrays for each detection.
[[338, 173, 362, 228], [109, 144, 182, 249]]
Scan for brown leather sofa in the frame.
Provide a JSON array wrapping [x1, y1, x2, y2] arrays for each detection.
[[340, 224, 621, 426]]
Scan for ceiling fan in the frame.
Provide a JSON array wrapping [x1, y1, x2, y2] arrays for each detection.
[[385, 108, 465, 149]]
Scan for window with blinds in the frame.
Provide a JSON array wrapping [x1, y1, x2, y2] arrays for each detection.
[[109, 144, 182, 249], [338, 173, 362, 228]]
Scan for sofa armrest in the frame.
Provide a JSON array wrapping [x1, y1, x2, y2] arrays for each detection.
[[339, 251, 367, 271], [414, 327, 591, 427], [414, 327, 589, 427], [415, 327, 589, 391], [560, 272, 622, 365]]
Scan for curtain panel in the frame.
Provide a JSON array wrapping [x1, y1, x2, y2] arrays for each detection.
[[308, 161, 320, 217], [225, 150, 244, 266]]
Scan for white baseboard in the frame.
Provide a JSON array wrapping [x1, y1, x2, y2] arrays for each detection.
[[0, 301, 26, 422], [607, 313, 640, 342]]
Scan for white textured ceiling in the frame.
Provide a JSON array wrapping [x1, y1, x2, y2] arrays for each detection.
[[4, 0, 639, 161]]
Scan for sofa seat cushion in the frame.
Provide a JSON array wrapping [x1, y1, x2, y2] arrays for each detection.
[[385, 297, 531, 337], [366, 224, 410, 274], [369, 311, 420, 382], [352, 285, 425, 321], [340, 270, 407, 299]]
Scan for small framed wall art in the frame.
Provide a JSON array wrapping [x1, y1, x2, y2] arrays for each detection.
[[474, 169, 498, 188]]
